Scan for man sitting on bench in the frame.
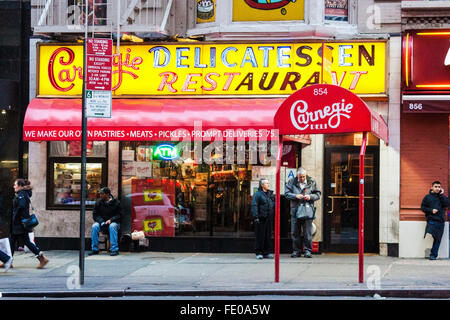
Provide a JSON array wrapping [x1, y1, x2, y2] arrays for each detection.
[[89, 187, 122, 256]]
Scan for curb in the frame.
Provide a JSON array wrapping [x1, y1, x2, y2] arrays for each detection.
[[1, 289, 449, 299]]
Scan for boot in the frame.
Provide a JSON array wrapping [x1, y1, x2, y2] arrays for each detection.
[[36, 253, 49, 269], [0, 262, 13, 268]]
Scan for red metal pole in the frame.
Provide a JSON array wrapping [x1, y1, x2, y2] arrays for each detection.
[[275, 136, 283, 283], [359, 132, 367, 283]]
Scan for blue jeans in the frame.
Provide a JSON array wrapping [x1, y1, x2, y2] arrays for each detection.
[[0, 249, 10, 263], [91, 222, 120, 252], [431, 237, 441, 258], [11, 233, 41, 257]]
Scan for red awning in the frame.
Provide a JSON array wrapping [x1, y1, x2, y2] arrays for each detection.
[[23, 98, 298, 141], [274, 84, 389, 143]]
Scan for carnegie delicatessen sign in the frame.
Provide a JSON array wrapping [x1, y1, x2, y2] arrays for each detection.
[[38, 42, 386, 96]]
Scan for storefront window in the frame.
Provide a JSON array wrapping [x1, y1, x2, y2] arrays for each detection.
[[68, 0, 107, 26], [325, 133, 380, 146], [324, 0, 348, 22], [120, 141, 276, 238], [48, 141, 107, 209]]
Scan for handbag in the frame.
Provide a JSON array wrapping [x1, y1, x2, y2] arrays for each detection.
[[22, 214, 39, 230], [131, 230, 145, 241], [296, 202, 315, 220]]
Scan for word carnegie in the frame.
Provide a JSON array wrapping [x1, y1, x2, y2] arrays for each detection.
[[290, 99, 353, 130]]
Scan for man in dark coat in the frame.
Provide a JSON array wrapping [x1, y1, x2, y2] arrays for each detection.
[[89, 187, 122, 256], [421, 181, 449, 260], [285, 167, 321, 258], [251, 178, 275, 259]]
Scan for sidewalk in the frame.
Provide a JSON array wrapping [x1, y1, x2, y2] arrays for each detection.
[[1, 251, 449, 298]]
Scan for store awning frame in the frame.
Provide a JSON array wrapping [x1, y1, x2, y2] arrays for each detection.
[[272, 84, 389, 285]]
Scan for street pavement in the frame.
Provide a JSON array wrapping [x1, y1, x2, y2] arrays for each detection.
[[0, 250, 449, 298]]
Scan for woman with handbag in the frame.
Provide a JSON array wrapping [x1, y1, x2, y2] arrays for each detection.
[[10, 179, 49, 269]]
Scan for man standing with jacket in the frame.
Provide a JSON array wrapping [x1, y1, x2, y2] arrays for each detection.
[[421, 181, 449, 260], [285, 168, 321, 258], [89, 187, 122, 256], [251, 178, 275, 260]]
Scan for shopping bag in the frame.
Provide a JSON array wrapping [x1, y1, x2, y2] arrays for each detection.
[[0, 237, 12, 257], [131, 230, 145, 240]]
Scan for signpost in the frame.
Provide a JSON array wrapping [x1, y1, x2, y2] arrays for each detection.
[[80, 5, 113, 285]]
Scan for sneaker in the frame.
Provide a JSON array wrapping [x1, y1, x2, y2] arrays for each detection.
[[429, 255, 437, 261], [88, 250, 99, 256], [304, 251, 312, 258], [4, 257, 13, 273], [291, 251, 301, 258], [110, 251, 119, 256], [263, 254, 274, 259], [256, 254, 263, 260]]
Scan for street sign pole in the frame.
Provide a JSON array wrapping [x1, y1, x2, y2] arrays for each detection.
[[79, 0, 88, 286]]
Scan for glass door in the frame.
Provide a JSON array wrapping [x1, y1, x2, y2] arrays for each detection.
[[324, 147, 379, 252]]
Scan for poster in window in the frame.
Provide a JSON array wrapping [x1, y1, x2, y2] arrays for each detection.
[[122, 150, 135, 162], [68, 141, 93, 156], [135, 162, 152, 177], [233, 0, 304, 22], [325, 0, 348, 22], [197, 0, 215, 23], [122, 161, 136, 176]]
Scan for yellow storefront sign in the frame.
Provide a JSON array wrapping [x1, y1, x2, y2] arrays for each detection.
[[143, 218, 163, 232], [143, 189, 163, 202], [38, 41, 386, 96]]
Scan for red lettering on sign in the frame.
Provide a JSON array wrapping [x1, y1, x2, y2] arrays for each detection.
[[48, 47, 78, 92]]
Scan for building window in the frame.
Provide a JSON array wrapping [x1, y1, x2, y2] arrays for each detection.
[[324, 0, 348, 22], [233, 0, 305, 22], [120, 141, 276, 238], [68, 0, 107, 26], [47, 141, 107, 209]]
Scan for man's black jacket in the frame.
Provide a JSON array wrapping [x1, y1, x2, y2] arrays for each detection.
[[251, 188, 275, 220], [421, 190, 449, 223], [93, 197, 122, 225]]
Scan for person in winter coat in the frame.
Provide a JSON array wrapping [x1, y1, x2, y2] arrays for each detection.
[[11, 179, 49, 269], [0, 187, 13, 272], [285, 167, 321, 258], [88, 187, 122, 256], [251, 178, 275, 260], [420, 180, 449, 260]]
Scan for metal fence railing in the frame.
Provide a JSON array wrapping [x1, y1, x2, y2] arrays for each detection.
[[31, 0, 173, 35]]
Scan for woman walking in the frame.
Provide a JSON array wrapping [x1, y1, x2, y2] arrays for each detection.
[[10, 179, 49, 269]]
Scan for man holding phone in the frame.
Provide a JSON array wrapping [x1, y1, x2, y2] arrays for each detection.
[[421, 181, 449, 260]]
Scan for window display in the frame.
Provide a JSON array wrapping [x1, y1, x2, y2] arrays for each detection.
[[53, 163, 103, 205], [325, 0, 348, 22], [120, 141, 275, 238], [47, 141, 107, 209]]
